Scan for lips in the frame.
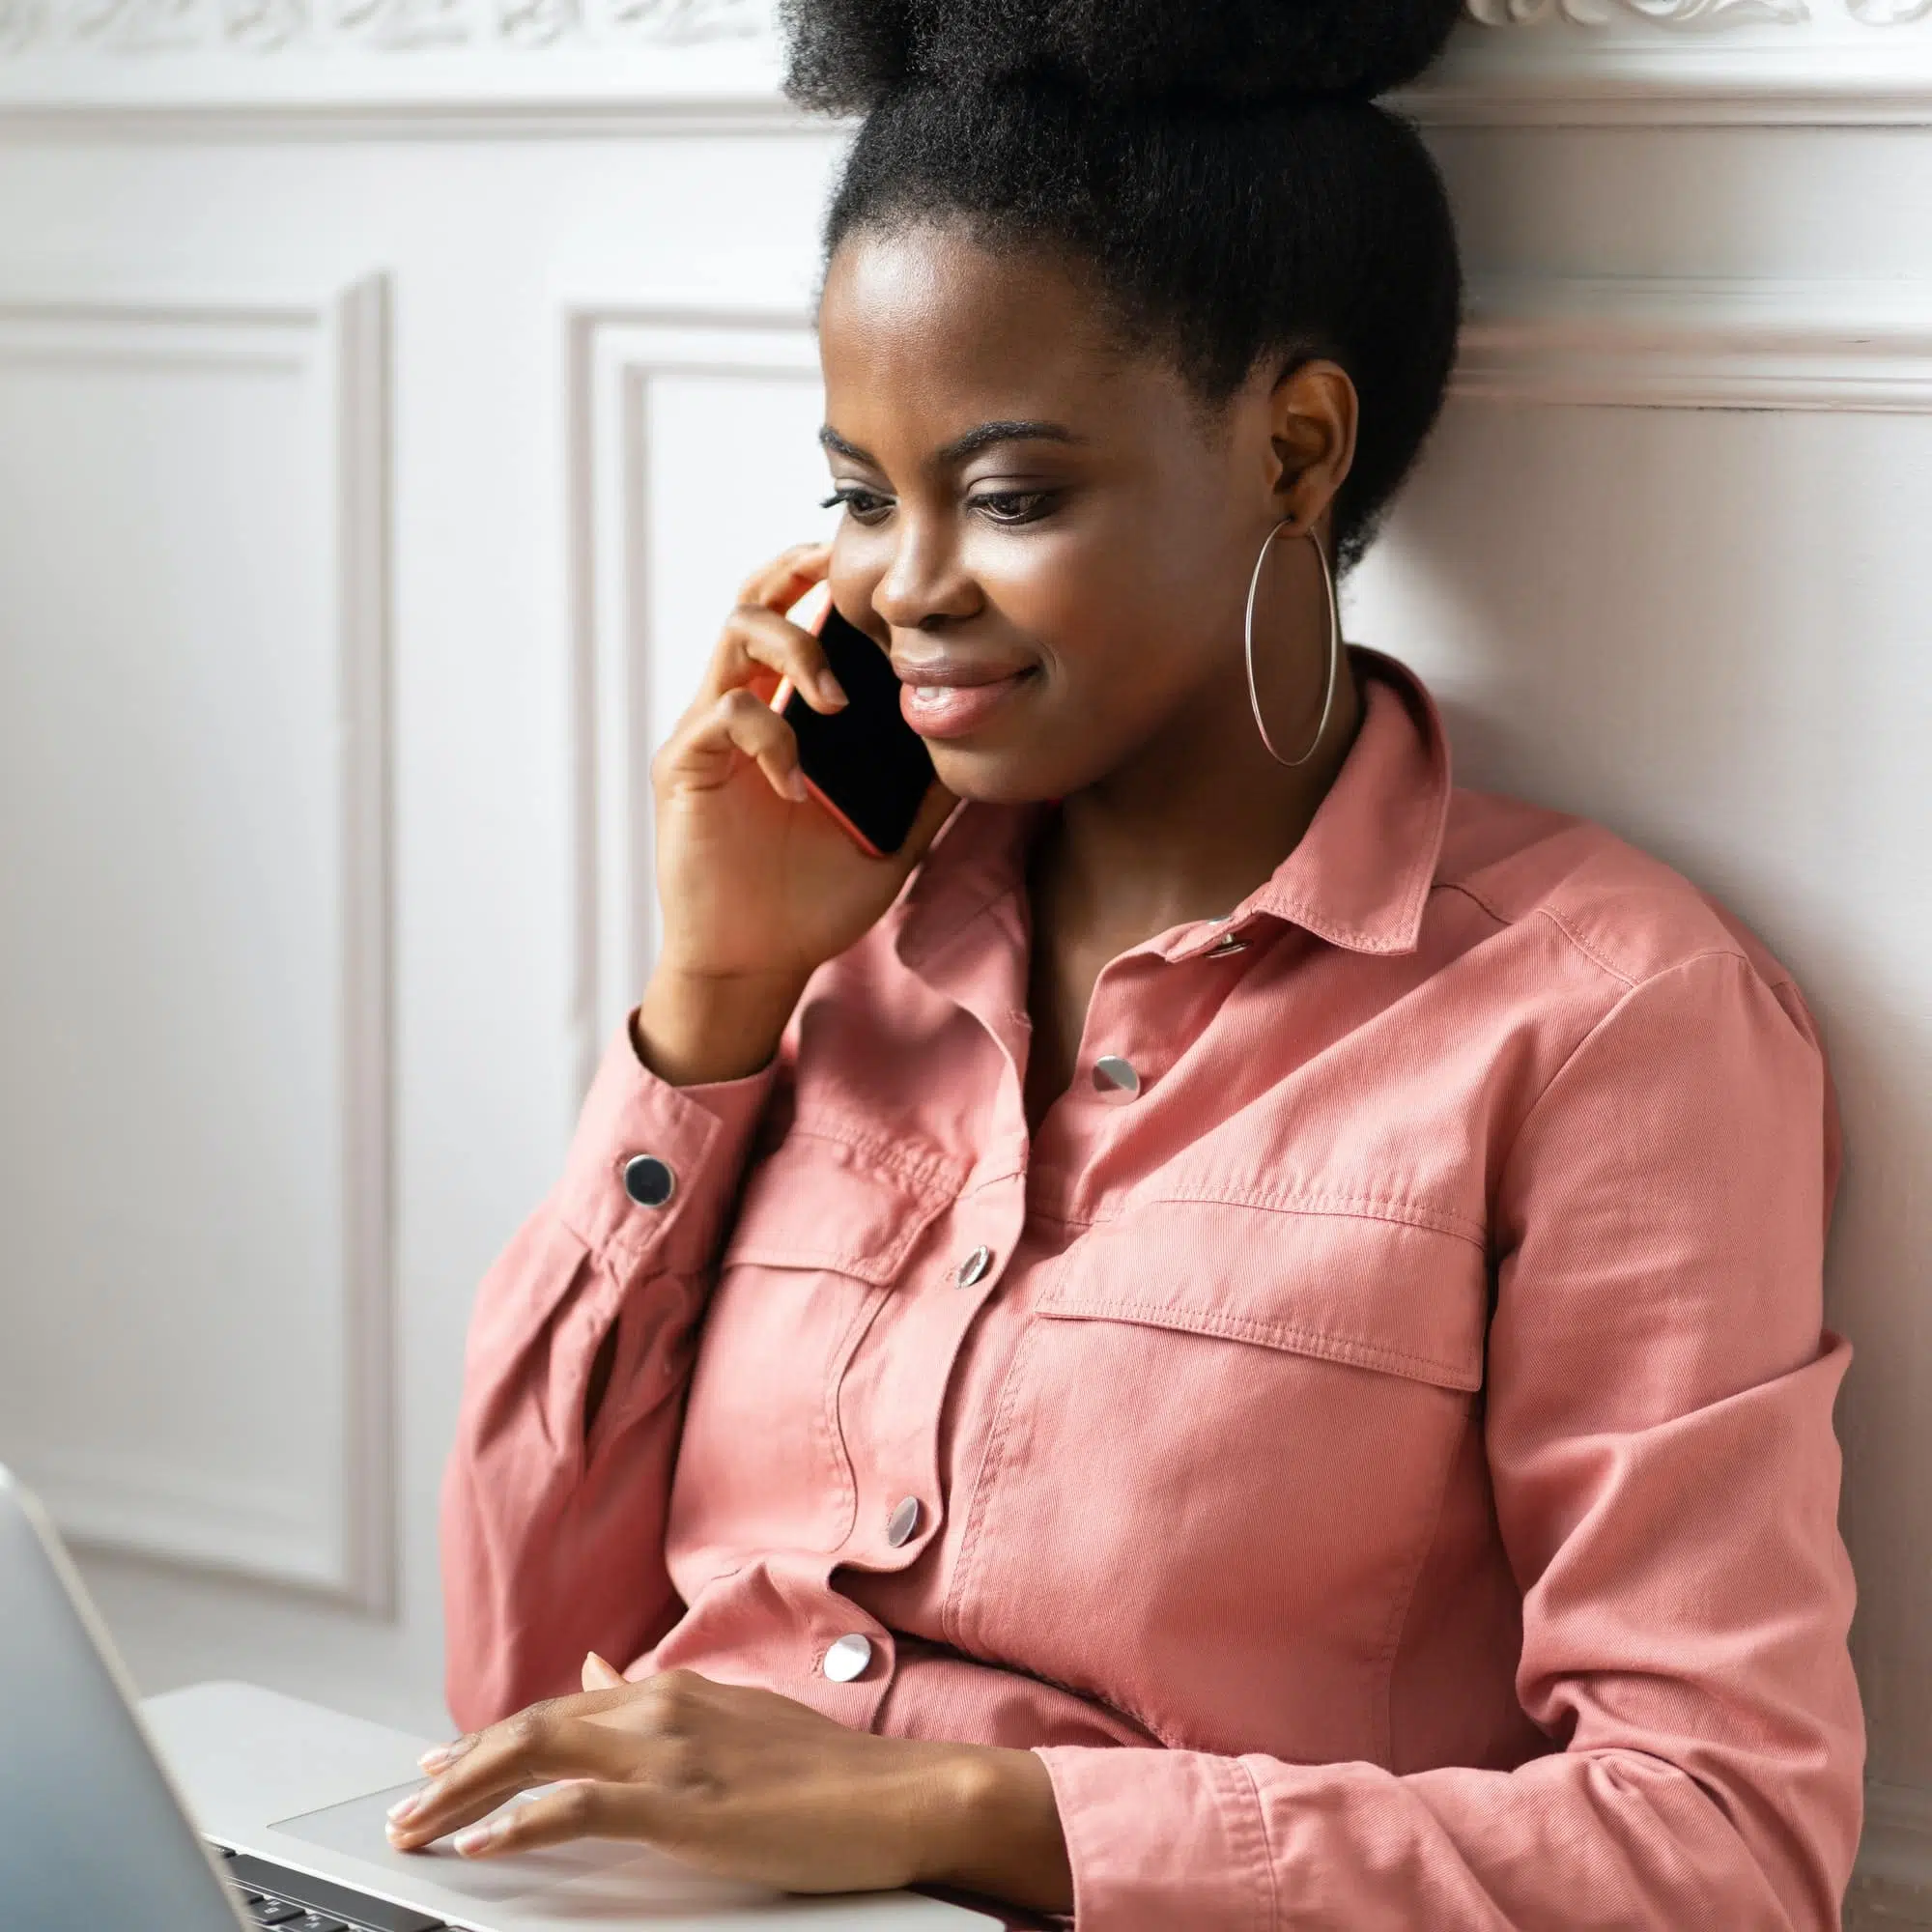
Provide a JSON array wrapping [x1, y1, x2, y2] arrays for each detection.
[[894, 654, 1037, 741]]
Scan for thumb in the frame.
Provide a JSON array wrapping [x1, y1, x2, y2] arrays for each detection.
[[581, 1651, 624, 1691]]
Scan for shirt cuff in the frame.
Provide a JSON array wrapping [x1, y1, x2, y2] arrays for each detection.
[[551, 1017, 779, 1281], [1037, 1746, 1274, 1932]]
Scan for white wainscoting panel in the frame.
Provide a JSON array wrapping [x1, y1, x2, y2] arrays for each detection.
[[564, 301, 827, 1083], [0, 277, 393, 1609]]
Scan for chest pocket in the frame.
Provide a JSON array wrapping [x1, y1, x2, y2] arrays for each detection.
[[953, 1198, 1489, 1763], [1037, 1197, 1486, 1390], [722, 1128, 953, 1285], [672, 1128, 955, 1556]]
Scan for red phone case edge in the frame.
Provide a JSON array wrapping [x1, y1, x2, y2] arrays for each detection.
[[771, 614, 899, 862]]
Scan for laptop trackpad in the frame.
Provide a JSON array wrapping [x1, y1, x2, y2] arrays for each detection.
[[270, 1781, 734, 1910]]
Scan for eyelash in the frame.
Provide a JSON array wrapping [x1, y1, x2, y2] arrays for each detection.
[[819, 487, 1058, 528]]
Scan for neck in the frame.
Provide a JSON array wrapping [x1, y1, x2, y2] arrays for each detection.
[[1037, 651, 1365, 945]]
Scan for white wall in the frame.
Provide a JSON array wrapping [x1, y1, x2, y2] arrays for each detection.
[[0, 125, 850, 1738], [0, 3, 1926, 1918]]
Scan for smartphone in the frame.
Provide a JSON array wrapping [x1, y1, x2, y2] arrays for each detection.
[[773, 596, 937, 858]]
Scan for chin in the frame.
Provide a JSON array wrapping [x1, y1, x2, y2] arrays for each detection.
[[924, 738, 1096, 809]]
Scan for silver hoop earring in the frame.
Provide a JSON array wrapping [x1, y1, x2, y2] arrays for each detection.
[[1244, 516, 1342, 769]]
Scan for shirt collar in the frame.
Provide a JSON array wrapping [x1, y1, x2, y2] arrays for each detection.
[[1213, 645, 1452, 958], [895, 646, 1452, 972]]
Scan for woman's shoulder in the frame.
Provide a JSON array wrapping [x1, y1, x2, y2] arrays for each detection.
[[1435, 785, 1807, 1022]]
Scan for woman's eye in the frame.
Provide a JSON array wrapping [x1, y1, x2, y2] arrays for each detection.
[[969, 490, 1056, 526], [820, 487, 893, 524]]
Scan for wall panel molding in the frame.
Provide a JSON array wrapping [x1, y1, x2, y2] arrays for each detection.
[[562, 298, 816, 1095], [1458, 278, 1932, 412], [18, 1445, 352, 1589], [332, 271, 396, 1619], [0, 277, 395, 1612], [1400, 55, 1932, 126]]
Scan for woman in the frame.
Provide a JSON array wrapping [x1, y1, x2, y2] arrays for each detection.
[[392, 0, 1865, 1922]]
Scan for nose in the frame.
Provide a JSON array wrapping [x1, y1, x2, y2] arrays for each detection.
[[870, 522, 980, 633]]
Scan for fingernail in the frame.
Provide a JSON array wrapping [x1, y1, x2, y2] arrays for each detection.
[[816, 670, 847, 709], [418, 1736, 471, 1773], [786, 768, 809, 802], [453, 1821, 501, 1858], [386, 1791, 423, 1825]]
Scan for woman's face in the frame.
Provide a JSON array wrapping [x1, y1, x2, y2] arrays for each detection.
[[815, 220, 1340, 806]]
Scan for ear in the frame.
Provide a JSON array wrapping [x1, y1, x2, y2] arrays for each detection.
[[1264, 357, 1359, 535]]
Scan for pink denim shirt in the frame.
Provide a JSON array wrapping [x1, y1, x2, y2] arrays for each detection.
[[443, 650, 1863, 1929]]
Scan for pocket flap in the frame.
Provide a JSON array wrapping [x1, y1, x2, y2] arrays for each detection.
[[723, 1129, 954, 1286], [1039, 1201, 1488, 1392]]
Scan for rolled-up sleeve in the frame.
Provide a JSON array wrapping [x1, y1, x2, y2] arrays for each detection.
[[1038, 950, 1863, 1929], [440, 1020, 778, 1731]]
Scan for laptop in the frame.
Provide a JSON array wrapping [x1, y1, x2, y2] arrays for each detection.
[[0, 1465, 1008, 1931]]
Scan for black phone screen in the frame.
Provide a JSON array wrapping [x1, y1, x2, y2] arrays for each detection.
[[783, 604, 937, 856]]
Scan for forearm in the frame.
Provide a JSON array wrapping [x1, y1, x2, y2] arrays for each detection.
[[634, 965, 809, 1087]]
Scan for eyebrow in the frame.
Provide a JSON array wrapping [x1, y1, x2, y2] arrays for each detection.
[[817, 418, 1084, 469]]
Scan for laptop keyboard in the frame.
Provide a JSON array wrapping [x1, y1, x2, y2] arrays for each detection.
[[212, 1843, 448, 1932]]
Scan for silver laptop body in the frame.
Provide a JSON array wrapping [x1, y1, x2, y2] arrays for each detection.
[[0, 1465, 990, 1931], [0, 1464, 249, 1930]]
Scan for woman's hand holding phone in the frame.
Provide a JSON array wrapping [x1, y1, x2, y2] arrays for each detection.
[[636, 543, 955, 1087]]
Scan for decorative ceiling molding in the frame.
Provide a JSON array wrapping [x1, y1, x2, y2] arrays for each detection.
[[0, 0, 1929, 128], [0, 0, 791, 128], [0, 0, 762, 52], [1468, 0, 1810, 25], [1465, 0, 1932, 20], [1413, 0, 1932, 123]]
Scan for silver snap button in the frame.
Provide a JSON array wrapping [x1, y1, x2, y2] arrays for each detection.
[[621, 1154, 676, 1208], [954, 1244, 993, 1289], [822, 1633, 873, 1683], [1093, 1056, 1141, 1101], [886, 1496, 922, 1548], [1207, 935, 1249, 958]]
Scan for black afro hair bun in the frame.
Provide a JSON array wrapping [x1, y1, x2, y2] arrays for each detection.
[[781, 0, 1463, 115]]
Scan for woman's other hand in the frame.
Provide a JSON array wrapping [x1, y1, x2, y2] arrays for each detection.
[[636, 544, 954, 1086], [383, 1660, 1072, 1914]]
